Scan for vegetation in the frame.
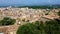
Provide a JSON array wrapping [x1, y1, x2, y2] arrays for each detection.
[[0, 17, 16, 26], [18, 5, 60, 9], [17, 23, 37, 34], [18, 6, 54, 9], [17, 19, 60, 34], [45, 19, 60, 34], [58, 11, 60, 16]]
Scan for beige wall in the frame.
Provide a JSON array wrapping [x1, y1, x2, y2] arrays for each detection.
[[8, 31, 16, 34]]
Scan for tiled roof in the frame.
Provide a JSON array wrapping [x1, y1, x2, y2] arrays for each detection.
[[0, 24, 19, 32]]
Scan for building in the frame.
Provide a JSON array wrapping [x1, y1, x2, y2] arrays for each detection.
[[0, 7, 59, 34]]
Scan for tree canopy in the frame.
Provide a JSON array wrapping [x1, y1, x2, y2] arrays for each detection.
[[58, 11, 60, 16], [0, 17, 16, 26]]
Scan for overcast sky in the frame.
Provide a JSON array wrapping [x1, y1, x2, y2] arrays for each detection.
[[0, 0, 60, 6]]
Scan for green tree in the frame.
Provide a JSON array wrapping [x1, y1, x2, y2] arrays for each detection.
[[17, 21, 46, 34], [35, 21, 45, 34], [58, 11, 60, 16], [45, 19, 60, 34], [0, 17, 16, 26], [17, 23, 41, 34]]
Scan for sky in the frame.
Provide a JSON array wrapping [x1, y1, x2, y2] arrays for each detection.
[[0, 0, 60, 6]]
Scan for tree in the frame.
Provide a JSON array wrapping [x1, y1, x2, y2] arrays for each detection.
[[45, 19, 60, 34], [17, 21, 46, 34], [17, 23, 41, 34], [0, 17, 16, 26], [58, 11, 60, 16], [35, 21, 45, 34]]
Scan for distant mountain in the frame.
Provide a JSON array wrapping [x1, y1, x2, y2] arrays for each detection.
[[17, 4, 60, 9], [0, 4, 60, 8]]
